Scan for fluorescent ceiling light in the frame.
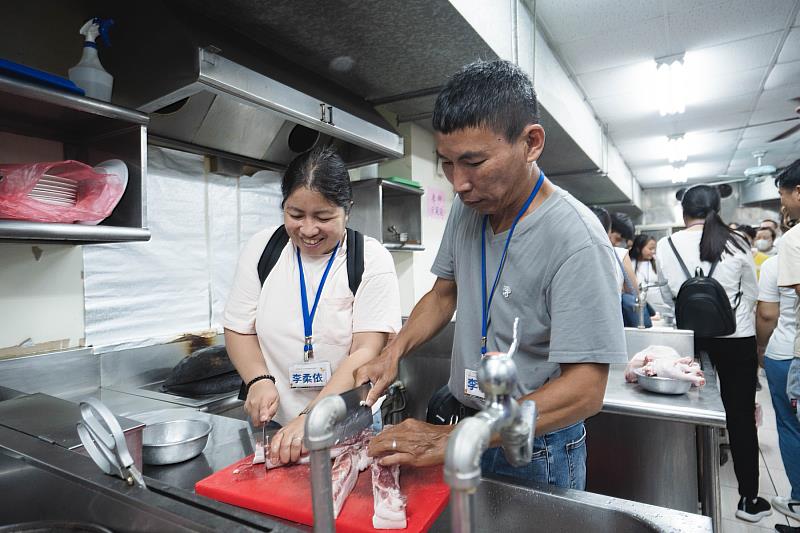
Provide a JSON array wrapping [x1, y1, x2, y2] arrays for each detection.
[[667, 135, 688, 163], [671, 165, 688, 184], [655, 56, 686, 116]]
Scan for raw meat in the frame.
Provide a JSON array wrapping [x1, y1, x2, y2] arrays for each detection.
[[642, 357, 705, 386], [331, 448, 360, 518], [263, 429, 370, 469], [371, 461, 407, 529], [625, 345, 705, 387]]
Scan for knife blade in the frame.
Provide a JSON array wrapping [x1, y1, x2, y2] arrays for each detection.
[[330, 383, 374, 444]]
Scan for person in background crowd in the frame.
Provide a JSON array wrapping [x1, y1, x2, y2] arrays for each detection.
[[224, 147, 401, 466], [753, 226, 777, 279], [738, 224, 757, 248], [655, 185, 767, 522], [762, 217, 783, 250], [591, 206, 642, 327], [629, 234, 665, 315], [610, 212, 635, 249], [756, 252, 800, 524], [774, 159, 800, 531]]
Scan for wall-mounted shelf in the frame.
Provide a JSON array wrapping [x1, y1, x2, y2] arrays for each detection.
[[349, 178, 424, 252], [0, 74, 150, 244]]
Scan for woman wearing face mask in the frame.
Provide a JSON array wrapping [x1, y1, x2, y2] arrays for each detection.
[[629, 234, 665, 315], [223, 147, 401, 465], [656, 185, 767, 523], [753, 226, 777, 279]]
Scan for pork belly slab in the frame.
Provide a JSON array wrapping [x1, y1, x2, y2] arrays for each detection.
[[371, 461, 407, 529]]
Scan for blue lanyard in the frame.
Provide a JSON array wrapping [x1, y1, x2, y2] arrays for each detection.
[[297, 242, 340, 361], [480, 171, 545, 354]]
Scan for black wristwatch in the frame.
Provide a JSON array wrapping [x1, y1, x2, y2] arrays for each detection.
[[245, 374, 276, 397]]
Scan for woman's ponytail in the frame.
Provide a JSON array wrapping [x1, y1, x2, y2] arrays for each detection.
[[683, 185, 748, 263]]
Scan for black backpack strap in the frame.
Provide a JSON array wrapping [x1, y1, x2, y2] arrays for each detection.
[[667, 237, 692, 280], [257, 225, 290, 286], [346, 227, 365, 296]]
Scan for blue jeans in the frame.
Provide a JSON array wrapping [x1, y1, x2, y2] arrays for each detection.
[[765, 357, 800, 500], [480, 421, 587, 490]]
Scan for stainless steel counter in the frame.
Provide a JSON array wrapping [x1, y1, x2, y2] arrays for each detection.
[[601, 355, 726, 428]]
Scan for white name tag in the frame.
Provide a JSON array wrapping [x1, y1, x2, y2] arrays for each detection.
[[464, 369, 485, 399], [289, 361, 332, 389]]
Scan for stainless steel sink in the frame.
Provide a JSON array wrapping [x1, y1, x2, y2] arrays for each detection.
[[0, 426, 300, 532], [431, 476, 712, 533]]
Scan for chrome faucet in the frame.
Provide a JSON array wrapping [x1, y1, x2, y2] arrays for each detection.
[[443, 318, 537, 533], [636, 281, 668, 329]]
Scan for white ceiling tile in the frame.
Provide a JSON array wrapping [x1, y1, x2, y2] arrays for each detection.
[[688, 67, 766, 103], [749, 104, 799, 125], [667, 0, 796, 51], [555, 17, 671, 74], [778, 28, 800, 63], [686, 32, 782, 76], [741, 120, 796, 140], [758, 85, 800, 106], [535, 0, 664, 44], [577, 61, 656, 100], [764, 60, 800, 90]]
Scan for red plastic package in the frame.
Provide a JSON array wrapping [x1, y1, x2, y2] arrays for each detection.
[[0, 160, 125, 224]]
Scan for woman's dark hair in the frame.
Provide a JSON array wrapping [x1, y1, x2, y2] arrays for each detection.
[[756, 226, 776, 241], [281, 146, 353, 214], [737, 224, 757, 241], [433, 60, 539, 142], [629, 234, 657, 273], [589, 205, 611, 232], [681, 185, 747, 262]]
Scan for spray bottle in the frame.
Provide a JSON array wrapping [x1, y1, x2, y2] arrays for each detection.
[[68, 18, 114, 102]]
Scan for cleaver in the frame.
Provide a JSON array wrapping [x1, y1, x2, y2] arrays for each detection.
[[331, 382, 374, 443]]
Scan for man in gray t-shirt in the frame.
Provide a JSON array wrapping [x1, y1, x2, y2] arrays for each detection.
[[355, 60, 627, 490], [433, 191, 626, 411]]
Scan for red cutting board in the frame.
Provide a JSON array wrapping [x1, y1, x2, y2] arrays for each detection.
[[195, 454, 450, 533]]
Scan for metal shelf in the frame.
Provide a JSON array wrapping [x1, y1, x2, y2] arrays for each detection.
[[0, 75, 150, 244], [0, 220, 150, 244], [384, 243, 425, 252]]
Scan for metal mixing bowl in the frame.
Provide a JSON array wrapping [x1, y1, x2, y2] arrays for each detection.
[[633, 368, 692, 395], [141, 419, 212, 465]]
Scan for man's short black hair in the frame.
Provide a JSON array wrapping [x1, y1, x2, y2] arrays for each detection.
[[775, 158, 800, 189], [589, 206, 611, 233], [432, 60, 540, 142], [610, 212, 635, 241]]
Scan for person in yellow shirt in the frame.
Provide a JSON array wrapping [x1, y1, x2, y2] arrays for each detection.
[[754, 226, 777, 279]]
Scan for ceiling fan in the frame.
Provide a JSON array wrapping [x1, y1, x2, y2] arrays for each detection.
[[680, 151, 778, 198], [719, 97, 800, 142]]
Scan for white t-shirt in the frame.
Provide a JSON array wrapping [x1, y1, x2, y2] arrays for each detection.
[[758, 255, 798, 360], [777, 225, 800, 357], [613, 247, 629, 292], [224, 227, 402, 424], [634, 259, 665, 311], [656, 229, 757, 338]]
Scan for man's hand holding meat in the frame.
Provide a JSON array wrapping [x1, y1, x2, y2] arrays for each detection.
[[368, 419, 452, 467]]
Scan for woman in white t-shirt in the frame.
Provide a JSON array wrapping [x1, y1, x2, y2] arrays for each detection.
[[629, 234, 665, 314], [223, 147, 401, 466], [655, 185, 769, 522]]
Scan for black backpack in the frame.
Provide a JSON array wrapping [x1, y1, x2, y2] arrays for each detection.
[[667, 237, 741, 338], [237, 225, 365, 400]]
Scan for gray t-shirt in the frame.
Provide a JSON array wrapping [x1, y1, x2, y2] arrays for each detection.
[[432, 185, 628, 409]]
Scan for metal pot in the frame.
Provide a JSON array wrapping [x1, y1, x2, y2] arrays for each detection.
[[633, 368, 692, 395], [141, 419, 212, 465]]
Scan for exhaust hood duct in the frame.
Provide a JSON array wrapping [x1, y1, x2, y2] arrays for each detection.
[[115, 47, 403, 170]]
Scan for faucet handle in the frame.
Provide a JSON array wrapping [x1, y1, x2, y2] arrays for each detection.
[[499, 399, 537, 468], [478, 354, 518, 398]]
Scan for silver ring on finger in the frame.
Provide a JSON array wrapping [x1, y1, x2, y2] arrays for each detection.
[[392, 439, 397, 450]]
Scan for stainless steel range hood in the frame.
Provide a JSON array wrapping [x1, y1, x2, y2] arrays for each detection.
[[131, 48, 403, 169]]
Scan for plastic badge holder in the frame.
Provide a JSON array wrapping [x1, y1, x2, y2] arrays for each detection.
[[0, 159, 127, 224]]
